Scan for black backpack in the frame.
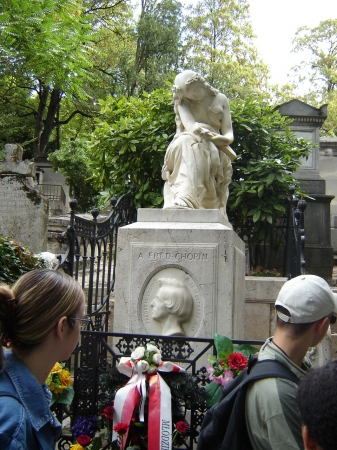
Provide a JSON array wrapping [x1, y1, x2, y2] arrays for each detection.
[[197, 355, 299, 450]]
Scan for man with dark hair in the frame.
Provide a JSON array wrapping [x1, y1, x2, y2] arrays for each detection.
[[297, 361, 337, 450], [297, 360, 337, 450], [245, 275, 337, 450]]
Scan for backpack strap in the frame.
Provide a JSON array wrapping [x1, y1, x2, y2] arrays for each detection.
[[247, 358, 300, 385]]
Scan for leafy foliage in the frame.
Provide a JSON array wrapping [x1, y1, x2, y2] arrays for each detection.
[[48, 137, 100, 212], [129, 0, 184, 96], [90, 88, 175, 207], [183, 0, 270, 99], [0, 236, 45, 284], [228, 98, 311, 267]]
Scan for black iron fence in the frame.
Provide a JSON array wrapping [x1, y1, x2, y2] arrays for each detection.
[[36, 183, 66, 204], [284, 186, 307, 279], [55, 188, 137, 332], [54, 331, 264, 450]]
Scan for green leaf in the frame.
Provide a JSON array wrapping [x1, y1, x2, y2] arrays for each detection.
[[252, 211, 261, 222], [205, 381, 222, 408], [90, 436, 103, 450], [214, 333, 233, 355], [234, 344, 259, 358]]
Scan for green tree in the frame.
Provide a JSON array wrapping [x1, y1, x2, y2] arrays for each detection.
[[90, 88, 175, 206], [0, 0, 96, 156], [183, 0, 270, 99], [290, 19, 337, 135], [292, 19, 337, 98], [48, 137, 100, 212], [228, 98, 311, 268], [129, 0, 184, 96]]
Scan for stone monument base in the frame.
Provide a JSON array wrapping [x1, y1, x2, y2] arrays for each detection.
[[113, 209, 245, 339]]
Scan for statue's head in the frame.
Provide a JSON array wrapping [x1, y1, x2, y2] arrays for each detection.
[[151, 277, 193, 323], [173, 70, 218, 101]]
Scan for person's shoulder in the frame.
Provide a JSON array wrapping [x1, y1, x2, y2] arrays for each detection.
[[0, 395, 28, 449]]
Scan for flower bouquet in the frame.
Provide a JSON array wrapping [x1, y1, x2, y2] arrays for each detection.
[[205, 334, 258, 407], [70, 405, 115, 450], [46, 361, 74, 405], [111, 341, 204, 450]]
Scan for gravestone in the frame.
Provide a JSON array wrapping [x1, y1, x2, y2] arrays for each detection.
[[276, 100, 334, 279], [0, 144, 49, 253], [114, 71, 246, 338], [113, 209, 245, 339]]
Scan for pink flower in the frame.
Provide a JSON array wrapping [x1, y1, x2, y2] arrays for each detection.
[[221, 370, 234, 386], [206, 366, 214, 374], [211, 376, 223, 385]]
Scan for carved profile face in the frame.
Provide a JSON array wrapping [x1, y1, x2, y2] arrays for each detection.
[[150, 287, 170, 321]]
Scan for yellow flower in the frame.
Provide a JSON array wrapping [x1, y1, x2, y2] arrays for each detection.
[[50, 362, 63, 374], [69, 444, 84, 450], [60, 369, 72, 388]]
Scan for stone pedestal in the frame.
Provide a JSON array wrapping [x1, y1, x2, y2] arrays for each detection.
[[113, 209, 245, 339]]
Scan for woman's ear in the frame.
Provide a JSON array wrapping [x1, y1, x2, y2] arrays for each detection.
[[55, 316, 68, 340]]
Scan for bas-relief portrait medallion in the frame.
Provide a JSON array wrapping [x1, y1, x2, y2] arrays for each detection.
[[141, 267, 203, 337]]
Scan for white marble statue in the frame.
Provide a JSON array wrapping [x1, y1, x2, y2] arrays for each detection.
[[150, 277, 193, 336], [162, 70, 236, 219]]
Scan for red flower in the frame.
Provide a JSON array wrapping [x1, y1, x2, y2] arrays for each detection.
[[114, 422, 129, 435], [227, 352, 248, 371], [77, 434, 91, 446], [131, 435, 140, 444], [175, 421, 189, 434], [102, 405, 114, 421]]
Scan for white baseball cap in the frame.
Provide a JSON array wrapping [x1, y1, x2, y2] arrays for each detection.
[[275, 275, 337, 324]]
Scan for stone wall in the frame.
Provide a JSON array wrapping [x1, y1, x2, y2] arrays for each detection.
[[0, 144, 49, 253]]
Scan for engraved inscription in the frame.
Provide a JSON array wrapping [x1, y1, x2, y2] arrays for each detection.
[[148, 251, 208, 262]]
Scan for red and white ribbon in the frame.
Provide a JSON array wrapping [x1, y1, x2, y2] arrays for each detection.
[[113, 357, 185, 450]]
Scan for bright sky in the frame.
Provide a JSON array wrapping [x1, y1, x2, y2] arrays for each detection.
[[181, 0, 337, 90], [249, 0, 337, 88]]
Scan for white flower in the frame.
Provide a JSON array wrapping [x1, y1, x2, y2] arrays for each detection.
[[146, 343, 160, 353], [131, 346, 145, 360], [152, 353, 162, 365], [139, 360, 149, 372], [148, 364, 158, 374]]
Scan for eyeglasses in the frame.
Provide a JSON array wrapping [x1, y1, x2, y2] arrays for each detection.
[[329, 314, 336, 324], [69, 315, 92, 330]]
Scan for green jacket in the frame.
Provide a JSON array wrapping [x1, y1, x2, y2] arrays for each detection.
[[245, 338, 310, 450]]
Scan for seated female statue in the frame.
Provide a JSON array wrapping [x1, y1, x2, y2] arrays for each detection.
[[162, 70, 236, 220]]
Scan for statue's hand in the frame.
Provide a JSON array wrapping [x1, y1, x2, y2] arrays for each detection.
[[193, 123, 216, 140]]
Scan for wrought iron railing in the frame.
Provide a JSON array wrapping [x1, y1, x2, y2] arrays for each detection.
[[284, 186, 307, 279], [55, 188, 137, 332], [36, 183, 66, 204], [54, 331, 264, 450]]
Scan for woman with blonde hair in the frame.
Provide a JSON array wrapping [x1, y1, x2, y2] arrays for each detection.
[[0, 268, 86, 449]]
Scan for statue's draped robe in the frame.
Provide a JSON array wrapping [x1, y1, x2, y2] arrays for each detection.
[[162, 99, 233, 220]]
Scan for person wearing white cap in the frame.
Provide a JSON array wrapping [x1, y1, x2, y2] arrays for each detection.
[[245, 274, 337, 450]]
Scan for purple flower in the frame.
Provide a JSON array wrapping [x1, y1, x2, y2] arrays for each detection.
[[71, 415, 97, 439]]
